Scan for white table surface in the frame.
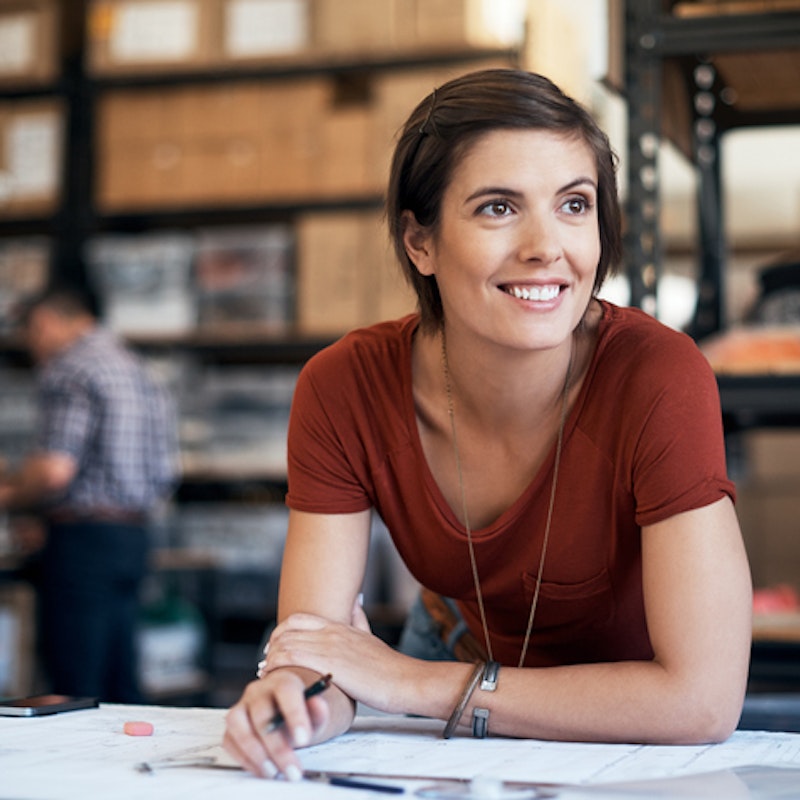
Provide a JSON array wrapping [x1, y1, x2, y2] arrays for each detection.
[[2, 704, 800, 799]]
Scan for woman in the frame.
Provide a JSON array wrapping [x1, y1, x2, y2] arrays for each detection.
[[223, 69, 752, 780]]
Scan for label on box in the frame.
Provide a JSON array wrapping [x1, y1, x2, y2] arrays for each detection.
[[6, 114, 59, 197], [0, 15, 35, 75], [110, 1, 199, 62], [224, 0, 308, 57]]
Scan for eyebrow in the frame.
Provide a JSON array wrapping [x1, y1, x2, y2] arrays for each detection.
[[464, 177, 598, 204]]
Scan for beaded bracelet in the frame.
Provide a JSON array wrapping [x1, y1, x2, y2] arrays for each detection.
[[442, 661, 484, 739]]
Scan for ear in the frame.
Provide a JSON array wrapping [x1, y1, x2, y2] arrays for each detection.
[[401, 210, 435, 277]]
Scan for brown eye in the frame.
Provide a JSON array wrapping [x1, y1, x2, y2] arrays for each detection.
[[479, 200, 513, 217], [562, 196, 592, 215]]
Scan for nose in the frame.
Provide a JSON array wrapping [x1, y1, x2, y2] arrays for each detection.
[[517, 211, 562, 266]]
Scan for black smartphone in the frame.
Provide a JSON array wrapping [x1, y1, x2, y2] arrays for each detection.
[[0, 694, 99, 717]]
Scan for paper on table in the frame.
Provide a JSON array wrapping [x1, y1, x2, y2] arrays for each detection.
[[299, 717, 800, 786], [183, 714, 800, 788]]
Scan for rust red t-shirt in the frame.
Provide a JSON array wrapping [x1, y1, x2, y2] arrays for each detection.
[[286, 301, 735, 667]]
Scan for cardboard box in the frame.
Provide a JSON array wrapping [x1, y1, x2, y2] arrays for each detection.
[[0, 98, 63, 217], [401, 0, 526, 49], [97, 139, 186, 209], [314, 0, 401, 52], [97, 82, 268, 209], [95, 58, 519, 213], [86, 0, 216, 75], [0, 0, 59, 86], [745, 429, 800, 481], [737, 479, 800, 590], [369, 57, 518, 189], [296, 209, 415, 335], [218, 0, 311, 62], [258, 78, 326, 199], [97, 74, 383, 209]]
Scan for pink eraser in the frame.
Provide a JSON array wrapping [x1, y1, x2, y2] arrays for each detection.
[[123, 720, 154, 736]]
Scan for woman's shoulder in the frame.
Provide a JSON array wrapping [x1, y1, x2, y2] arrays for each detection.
[[596, 300, 709, 369], [305, 314, 419, 376]]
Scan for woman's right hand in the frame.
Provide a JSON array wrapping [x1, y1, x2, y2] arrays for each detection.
[[223, 667, 353, 780]]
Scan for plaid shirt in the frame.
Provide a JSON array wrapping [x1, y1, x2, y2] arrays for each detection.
[[36, 328, 180, 514]]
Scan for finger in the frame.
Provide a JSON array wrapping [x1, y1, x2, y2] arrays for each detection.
[[265, 681, 315, 749], [261, 632, 331, 676], [223, 701, 272, 777], [306, 694, 331, 734], [270, 613, 328, 642]]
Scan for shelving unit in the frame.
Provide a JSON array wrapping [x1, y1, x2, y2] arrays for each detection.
[[622, 1, 800, 698], [622, 0, 800, 412], [0, 0, 523, 705]]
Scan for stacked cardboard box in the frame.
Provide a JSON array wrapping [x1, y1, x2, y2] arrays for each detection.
[[295, 208, 416, 336], [86, 0, 218, 75], [0, 0, 59, 86], [95, 76, 380, 209], [96, 55, 514, 212], [85, 0, 525, 75]]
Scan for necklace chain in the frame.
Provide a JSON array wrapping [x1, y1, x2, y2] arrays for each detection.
[[441, 330, 573, 668]]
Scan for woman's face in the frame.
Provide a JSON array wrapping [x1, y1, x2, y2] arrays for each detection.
[[409, 128, 601, 353]]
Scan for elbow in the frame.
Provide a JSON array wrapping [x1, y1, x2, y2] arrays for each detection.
[[686, 706, 740, 745], [667, 687, 745, 745]]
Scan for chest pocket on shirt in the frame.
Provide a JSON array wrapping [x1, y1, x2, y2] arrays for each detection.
[[521, 567, 614, 635]]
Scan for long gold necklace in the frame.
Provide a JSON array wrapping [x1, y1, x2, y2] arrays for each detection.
[[441, 329, 573, 668]]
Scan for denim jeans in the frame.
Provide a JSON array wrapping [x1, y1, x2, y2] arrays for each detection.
[[39, 520, 149, 703], [397, 591, 468, 662]]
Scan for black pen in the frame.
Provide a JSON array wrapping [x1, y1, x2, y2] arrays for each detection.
[[265, 673, 333, 733], [324, 776, 404, 794]]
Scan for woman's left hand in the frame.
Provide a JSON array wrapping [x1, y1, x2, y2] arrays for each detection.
[[262, 606, 412, 714]]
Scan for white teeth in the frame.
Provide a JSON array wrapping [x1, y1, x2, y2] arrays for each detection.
[[507, 285, 560, 301]]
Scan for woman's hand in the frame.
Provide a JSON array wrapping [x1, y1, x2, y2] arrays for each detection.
[[264, 601, 414, 715], [223, 667, 336, 780], [223, 598, 379, 779]]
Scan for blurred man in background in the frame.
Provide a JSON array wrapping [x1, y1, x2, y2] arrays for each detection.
[[0, 285, 180, 702]]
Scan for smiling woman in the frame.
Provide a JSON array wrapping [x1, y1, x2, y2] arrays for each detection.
[[223, 69, 752, 782]]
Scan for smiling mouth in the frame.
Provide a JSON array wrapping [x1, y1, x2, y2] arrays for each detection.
[[501, 284, 563, 301]]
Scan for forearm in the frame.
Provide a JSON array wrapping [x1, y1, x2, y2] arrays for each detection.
[[416, 657, 745, 745]]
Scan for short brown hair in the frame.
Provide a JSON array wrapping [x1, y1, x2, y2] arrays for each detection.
[[386, 69, 622, 330]]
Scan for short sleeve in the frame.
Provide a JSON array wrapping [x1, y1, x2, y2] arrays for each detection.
[[36, 375, 93, 462], [285, 354, 373, 514], [631, 338, 735, 527]]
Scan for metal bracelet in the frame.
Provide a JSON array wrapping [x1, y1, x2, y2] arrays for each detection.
[[443, 661, 484, 739], [480, 660, 500, 692], [472, 707, 490, 738]]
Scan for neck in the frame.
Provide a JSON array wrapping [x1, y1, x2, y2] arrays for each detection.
[[439, 326, 576, 429]]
